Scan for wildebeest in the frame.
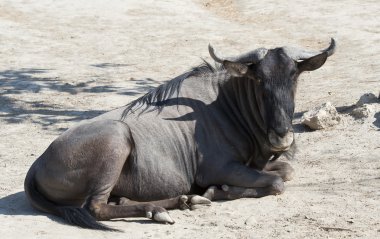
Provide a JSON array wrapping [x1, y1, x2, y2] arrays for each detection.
[[24, 39, 336, 230]]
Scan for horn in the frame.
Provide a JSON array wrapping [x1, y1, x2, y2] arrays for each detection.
[[209, 44, 268, 64], [284, 38, 336, 61], [208, 44, 224, 63]]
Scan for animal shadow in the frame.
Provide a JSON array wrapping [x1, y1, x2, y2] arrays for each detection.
[[0, 191, 69, 225], [0, 191, 38, 216]]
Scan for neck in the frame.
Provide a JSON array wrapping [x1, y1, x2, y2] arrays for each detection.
[[217, 76, 275, 168]]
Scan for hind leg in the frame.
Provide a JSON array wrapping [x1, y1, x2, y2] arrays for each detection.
[[76, 122, 176, 224], [108, 195, 211, 210], [31, 119, 177, 229], [87, 197, 174, 223]]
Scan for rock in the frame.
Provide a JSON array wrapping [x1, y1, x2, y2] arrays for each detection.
[[356, 93, 378, 106], [301, 102, 341, 130], [244, 215, 257, 226], [351, 104, 375, 119]]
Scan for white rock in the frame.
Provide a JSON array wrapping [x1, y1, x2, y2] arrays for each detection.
[[244, 215, 257, 226], [351, 104, 375, 118], [301, 102, 341, 130], [356, 93, 378, 106]]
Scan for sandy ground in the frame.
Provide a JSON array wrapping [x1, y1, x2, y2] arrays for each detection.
[[0, 0, 379, 238]]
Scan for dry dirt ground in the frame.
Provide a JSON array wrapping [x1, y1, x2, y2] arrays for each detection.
[[0, 0, 379, 238]]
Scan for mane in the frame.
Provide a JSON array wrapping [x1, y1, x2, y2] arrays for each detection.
[[121, 60, 218, 119]]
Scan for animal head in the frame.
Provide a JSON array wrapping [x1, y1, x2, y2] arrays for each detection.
[[209, 39, 336, 152]]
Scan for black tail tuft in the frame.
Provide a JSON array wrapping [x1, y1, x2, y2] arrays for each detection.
[[57, 207, 121, 232]]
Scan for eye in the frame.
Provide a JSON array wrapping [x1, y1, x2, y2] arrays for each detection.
[[254, 77, 262, 84]]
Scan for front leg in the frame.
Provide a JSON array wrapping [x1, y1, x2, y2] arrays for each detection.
[[223, 162, 284, 193], [201, 162, 285, 201], [202, 184, 282, 201]]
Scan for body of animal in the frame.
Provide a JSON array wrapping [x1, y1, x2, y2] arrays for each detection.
[[24, 39, 336, 230]]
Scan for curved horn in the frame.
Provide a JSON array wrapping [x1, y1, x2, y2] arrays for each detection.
[[209, 44, 268, 64], [283, 38, 337, 61], [208, 44, 224, 63], [324, 38, 337, 57]]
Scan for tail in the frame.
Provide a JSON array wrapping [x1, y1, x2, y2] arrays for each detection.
[[24, 166, 118, 231]]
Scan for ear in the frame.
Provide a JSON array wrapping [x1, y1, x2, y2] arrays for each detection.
[[223, 61, 249, 77], [297, 52, 328, 72]]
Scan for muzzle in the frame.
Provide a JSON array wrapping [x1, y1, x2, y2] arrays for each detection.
[[268, 128, 294, 151]]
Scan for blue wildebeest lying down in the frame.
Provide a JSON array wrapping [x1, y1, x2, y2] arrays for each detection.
[[25, 39, 336, 230]]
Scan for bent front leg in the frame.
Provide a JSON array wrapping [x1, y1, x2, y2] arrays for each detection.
[[202, 162, 285, 201], [223, 162, 284, 193], [202, 184, 281, 201]]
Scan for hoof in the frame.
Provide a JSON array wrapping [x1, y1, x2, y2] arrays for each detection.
[[190, 195, 211, 205], [145, 211, 153, 219], [271, 178, 285, 195], [153, 212, 175, 224], [179, 195, 211, 210], [190, 204, 210, 210], [179, 195, 191, 210], [180, 195, 188, 203], [221, 185, 229, 192]]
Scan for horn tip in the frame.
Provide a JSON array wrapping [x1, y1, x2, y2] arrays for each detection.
[[208, 44, 223, 63], [208, 43, 214, 52], [330, 37, 336, 46], [327, 37, 337, 56]]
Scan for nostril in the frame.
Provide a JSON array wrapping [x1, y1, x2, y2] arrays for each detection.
[[273, 128, 287, 138], [277, 131, 287, 138], [272, 126, 293, 138]]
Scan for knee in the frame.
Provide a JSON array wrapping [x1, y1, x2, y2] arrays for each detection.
[[86, 201, 103, 220], [283, 166, 295, 181], [86, 199, 109, 220], [270, 177, 285, 195]]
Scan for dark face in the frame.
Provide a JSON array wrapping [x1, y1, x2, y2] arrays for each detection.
[[222, 47, 328, 152], [251, 48, 298, 151]]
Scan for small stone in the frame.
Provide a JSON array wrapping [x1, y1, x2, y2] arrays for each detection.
[[301, 102, 341, 130], [351, 104, 375, 119], [356, 93, 378, 106], [245, 215, 257, 226]]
